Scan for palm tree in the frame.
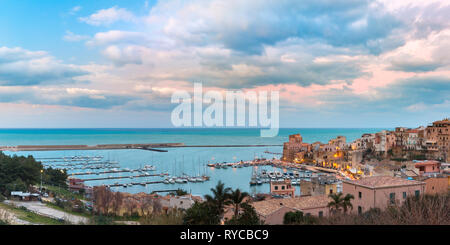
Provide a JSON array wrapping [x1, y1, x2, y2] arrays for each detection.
[[204, 181, 232, 216], [342, 193, 354, 213], [228, 189, 249, 218], [327, 193, 355, 214], [327, 192, 344, 213]]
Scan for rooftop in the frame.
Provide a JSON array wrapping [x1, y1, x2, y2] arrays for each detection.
[[251, 195, 329, 216], [344, 176, 424, 189], [415, 160, 440, 167]]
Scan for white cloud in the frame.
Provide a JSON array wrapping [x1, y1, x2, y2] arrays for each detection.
[[69, 6, 82, 15], [79, 6, 136, 26], [63, 31, 89, 42]]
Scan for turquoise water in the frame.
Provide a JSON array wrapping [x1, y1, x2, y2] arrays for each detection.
[[0, 128, 385, 196]]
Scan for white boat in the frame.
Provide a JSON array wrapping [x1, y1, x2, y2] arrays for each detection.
[[275, 171, 283, 178]]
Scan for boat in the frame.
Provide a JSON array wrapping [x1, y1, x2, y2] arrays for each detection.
[[275, 172, 283, 178], [207, 163, 215, 167], [169, 179, 175, 184], [257, 180, 262, 185]]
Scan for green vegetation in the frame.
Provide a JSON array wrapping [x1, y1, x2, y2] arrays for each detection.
[[169, 188, 188, 196], [183, 181, 262, 225], [183, 201, 221, 225], [228, 188, 249, 218], [0, 203, 66, 225], [88, 215, 115, 225], [0, 152, 68, 196], [225, 203, 263, 225], [283, 210, 318, 225], [327, 192, 354, 213]]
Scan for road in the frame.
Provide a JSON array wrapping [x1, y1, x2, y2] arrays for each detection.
[[4, 200, 89, 224]]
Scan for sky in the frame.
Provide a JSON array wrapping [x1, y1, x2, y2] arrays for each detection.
[[0, 0, 449, 128]]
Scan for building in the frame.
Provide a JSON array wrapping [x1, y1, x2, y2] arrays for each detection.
[[159, 194, 202, 211], [270, 179, 295, 197], [415, 160, 441, 176], [282, 134, 308, 162], [426, 119, 450, 162], [10, 191, 40, 201], [343, 176, 425, 214], [68, 178, 93, 198], [251, 195, 330, 225], [300, 176, 337, 197], [420, 177, 448, 195]]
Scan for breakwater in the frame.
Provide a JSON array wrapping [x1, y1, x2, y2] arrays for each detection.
[[0, 143, 282, 152]]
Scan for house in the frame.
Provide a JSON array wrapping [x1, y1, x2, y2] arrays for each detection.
[[251, 195, 330, 225], [270, 179, 295, 197], [10, 191, 40, 201], [415, 160, 441, 176], [418, 176, 448, 195], [343, 176, 425, 214]]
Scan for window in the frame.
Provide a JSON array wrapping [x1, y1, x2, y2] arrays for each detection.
[[415, 190, 420, 198], [358, 191, 362, 199], [329, 189, 333, 194], [274, 186, 278, 190], [403, 192, 406, 199], [282, 186, 285, 190], [358, 206, 362, 214], [390, 193, 395, 204], [318, 211, 323, 217]]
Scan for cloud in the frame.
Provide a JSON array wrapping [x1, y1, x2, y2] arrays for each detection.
[[146, 0, 404, 55], [0, 46, 88, 86], [388, 59, 442, 72], [79, 6, 136, 26], [0, 87, 134, 109], [86, 30, 149, 46], [69, 6, 82, 15], [63, 31, 90, 42]]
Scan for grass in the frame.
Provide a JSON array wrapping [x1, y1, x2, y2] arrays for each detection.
[[0, 203, 66, 225], [44, 185, 86, 200]]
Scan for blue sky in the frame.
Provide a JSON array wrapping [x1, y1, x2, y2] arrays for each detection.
[[0, 0, 449, 128]]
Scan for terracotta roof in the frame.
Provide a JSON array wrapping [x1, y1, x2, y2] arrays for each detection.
[[415, 160, 440, 167], [344, 176, 424, 189], [251, 195, 329, 217]]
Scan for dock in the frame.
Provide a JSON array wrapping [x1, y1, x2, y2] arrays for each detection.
[[80, 173, 168, 182]]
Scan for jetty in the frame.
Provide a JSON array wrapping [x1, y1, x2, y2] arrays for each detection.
[[80, 173, 168, 182], [0, 143, 282, 152]]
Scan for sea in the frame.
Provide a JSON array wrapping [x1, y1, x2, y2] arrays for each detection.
[[0, 128, 385, 197]]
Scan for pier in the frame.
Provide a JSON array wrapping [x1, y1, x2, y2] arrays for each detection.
[[80, 173, 168, 182], [0, 143, 282, 152]]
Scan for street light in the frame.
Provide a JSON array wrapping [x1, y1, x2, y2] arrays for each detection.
[[40, 169, 44, 195]]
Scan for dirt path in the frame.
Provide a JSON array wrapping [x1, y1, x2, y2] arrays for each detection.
[[4, 200, 88, 224]]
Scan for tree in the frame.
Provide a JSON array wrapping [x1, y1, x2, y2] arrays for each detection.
[[283, 211, 304, 224], [228, 188, 249, 218], [183, 202, 220, 225], [342, 193, 354, 213], [168, 188, 188, 196], [225, 202, 263, 225], [204, 181, 231, 217], [328, 192, 354, 214]]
